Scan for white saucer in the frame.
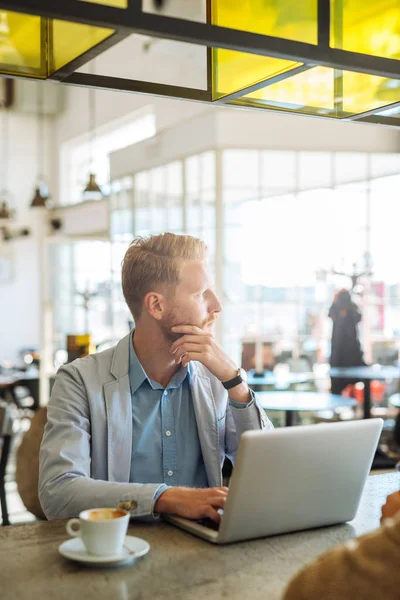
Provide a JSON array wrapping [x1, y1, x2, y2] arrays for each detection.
[[59, 535, 150, 567]]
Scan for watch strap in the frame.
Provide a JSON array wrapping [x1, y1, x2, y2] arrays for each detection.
[[222, 370, 243, 390]]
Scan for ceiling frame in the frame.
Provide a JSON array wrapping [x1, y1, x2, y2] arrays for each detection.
[[0, 0, 399, 127]]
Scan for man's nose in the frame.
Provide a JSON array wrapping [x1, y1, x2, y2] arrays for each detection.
[[209, 290, 222, 313]]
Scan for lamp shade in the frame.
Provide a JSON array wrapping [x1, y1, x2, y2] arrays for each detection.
[[30, 185, 48, 208], [0, 199, 12, 219], [83, 173, 104, 202]]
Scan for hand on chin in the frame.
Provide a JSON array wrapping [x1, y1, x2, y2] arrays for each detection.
[[168, 324, 236, 381]]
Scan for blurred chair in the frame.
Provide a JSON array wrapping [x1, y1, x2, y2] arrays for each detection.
[[0, 402, 17, 526], [15, 407, 47, 520]]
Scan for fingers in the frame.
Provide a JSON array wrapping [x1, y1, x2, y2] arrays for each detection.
[[381, 500, 393, 517], [204, 506, 222, 523], [200, 488, 228, 522], [212, 487, 229, 495], [207, 495, 227, 510], [171, 325, 206, 336], [181, 352, 203, 368], [171, 334, 211, 354], [381, 505, 388, 522], [173, 343, 205, 361]]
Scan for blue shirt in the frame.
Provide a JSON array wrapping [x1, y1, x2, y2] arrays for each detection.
[[128, 341, 209, 494]]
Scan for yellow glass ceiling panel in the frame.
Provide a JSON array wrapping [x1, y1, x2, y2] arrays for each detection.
[[51, 20, 114, 73], [212, 48, 301, 100], [241, 67, 334, 113], [0, 10, 115, 79], [236, 66, 400, 118], [78, 0, 128, 7], [342, 71, 400, 114], [212, 0, 318, 45], [330, 0, 400, 60], [0, 11, 44, 77]]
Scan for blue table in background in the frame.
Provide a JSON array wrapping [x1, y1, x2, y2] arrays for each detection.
[[247, 369, 312, 391], [257, 391, 357, 427]]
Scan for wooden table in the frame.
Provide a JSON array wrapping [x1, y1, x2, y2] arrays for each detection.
[[0, 474, 396, 600], [257, 391, 357, 426]]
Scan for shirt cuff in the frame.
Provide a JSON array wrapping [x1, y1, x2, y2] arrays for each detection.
[[229, 390, 255, 409], [151, 484, 171, 517]]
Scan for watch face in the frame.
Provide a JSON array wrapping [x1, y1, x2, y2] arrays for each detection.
[[239, 368, 248, 382]]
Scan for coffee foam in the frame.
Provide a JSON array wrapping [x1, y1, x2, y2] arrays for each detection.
[[87, 509, 126, 521]]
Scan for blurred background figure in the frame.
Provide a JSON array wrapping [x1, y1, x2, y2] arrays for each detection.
[[329, 289, 366, 395]]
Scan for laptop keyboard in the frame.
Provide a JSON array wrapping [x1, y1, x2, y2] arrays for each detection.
[[196, 517, 220, 532]]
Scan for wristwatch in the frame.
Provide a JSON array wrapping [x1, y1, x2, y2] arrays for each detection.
[[222, 368, 248, 390]]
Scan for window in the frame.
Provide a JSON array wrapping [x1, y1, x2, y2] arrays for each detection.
[[107, 146, 400, 368], [222, 150, 400, 365], [50, 240, 112, 357], [60, 111, 156, 206]]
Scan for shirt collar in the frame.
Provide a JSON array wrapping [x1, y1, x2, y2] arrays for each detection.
[[128, 336, 148, 395], [129, 333, 190, 394]]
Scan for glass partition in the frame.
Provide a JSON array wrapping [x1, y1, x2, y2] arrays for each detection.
[[107, 148, 400, 368], [49, 239, 112, 364]]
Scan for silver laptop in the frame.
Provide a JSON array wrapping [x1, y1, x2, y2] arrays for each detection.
[[164, 418, 383, 544]]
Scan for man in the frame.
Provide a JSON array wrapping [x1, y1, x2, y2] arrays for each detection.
[[39, 233, 272, 522]]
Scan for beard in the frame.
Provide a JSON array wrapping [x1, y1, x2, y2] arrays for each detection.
[[159, 305, 217, 343], [159, 322, 184, 343], [159, 306, 186, 343]]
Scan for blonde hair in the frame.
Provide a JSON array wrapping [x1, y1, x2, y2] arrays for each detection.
[[122, 232, 207, 320]]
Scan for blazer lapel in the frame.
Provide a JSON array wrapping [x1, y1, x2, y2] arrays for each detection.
[[190, 365, 222, 487], [104, 332, 133, 482]]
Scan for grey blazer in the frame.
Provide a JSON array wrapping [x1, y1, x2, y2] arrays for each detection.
[[39, 332, 273, 520]]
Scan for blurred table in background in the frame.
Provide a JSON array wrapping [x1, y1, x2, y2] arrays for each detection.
[[247, 369, 314, 391], [330, 366, 400, 420], [257, 391, 357, 427]]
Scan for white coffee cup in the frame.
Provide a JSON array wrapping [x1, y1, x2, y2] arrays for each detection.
[[66, 508, 130, 556]]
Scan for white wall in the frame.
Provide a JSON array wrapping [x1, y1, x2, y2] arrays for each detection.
[[110, 107, 400, 181], [0, 112, 53, 363], [111, 110, 218, 176], [216, 108, 400, 153]]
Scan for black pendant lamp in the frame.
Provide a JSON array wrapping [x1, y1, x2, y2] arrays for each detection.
[[82, 66, 103, 202], [30, 82, 50, 208]]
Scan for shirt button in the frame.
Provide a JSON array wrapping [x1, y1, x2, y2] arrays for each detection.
[[164, 391, 168, 396], [167, 470, 173, 477], [166, 430, 171, 437]]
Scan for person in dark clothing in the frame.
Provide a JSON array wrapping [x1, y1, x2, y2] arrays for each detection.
[[329, 289, 366, 395]]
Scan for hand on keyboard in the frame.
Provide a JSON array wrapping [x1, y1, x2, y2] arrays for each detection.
[[155, 487, 228, 523], [196, 517, 220, 531]]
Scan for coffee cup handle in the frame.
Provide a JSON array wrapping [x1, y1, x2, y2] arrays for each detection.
[[66, 518, 81, 538]]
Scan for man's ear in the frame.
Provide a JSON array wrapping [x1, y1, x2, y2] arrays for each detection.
[[143, 291, 166, 320]]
